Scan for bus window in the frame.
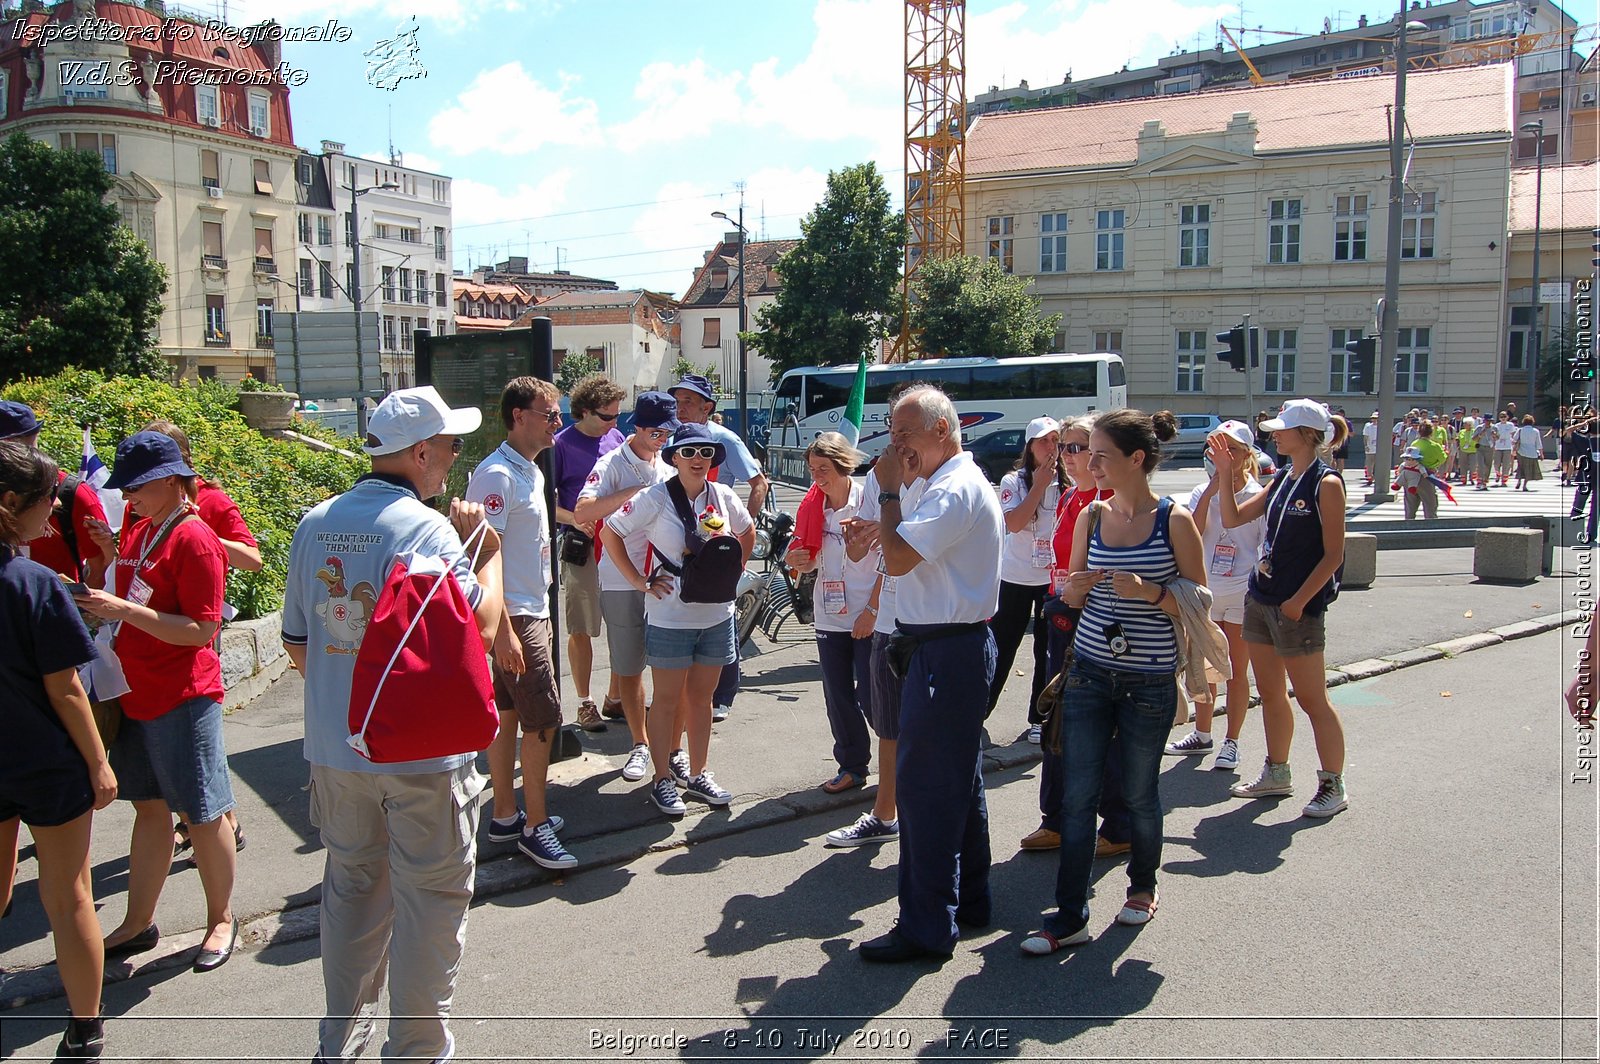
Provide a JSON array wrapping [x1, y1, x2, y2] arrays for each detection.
[[969, 365, 1026, 401], [771, 374, 801, 429], [930, 368, 972, 400], [805, 371, 852, 418], [1034, 363, 1097, 398], [1107, 359, 1127, 389], [864, 366, 914, 406]]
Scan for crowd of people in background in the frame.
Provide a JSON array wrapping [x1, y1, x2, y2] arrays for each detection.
[[1, 372, 1584, 1060]]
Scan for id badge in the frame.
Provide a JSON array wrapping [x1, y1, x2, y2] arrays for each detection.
[[542, 542, 552, 569], [876, 554, 896, 593], [822, 579, 848, 616], [128, 574, 154, 607], [1051, 568, 1069, 597], [1032, 537, 1054, 569], [1209, 542, 1236, 578]]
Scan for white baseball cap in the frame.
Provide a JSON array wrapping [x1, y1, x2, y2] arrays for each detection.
[[1214, 419, 1255, 448], [1259, 399, 1332, 433], [363, 386, 483, 456], [1026, 415, 1062, 441]]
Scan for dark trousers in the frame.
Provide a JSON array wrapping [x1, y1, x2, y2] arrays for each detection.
[[816, 629, 873, 778], [1040, 609, 1129, 842], [895, 624, 995, 954], [714, 658, 738, 709], [987, 580, 1049, 722], [1044, 658, 1176, 938], [1573, 457, 1598, 546]]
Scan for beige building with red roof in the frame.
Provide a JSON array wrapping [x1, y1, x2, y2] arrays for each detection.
[[453, 278, 536, 332], [1506, 160, 1597, 407], [1, 1, 305, 382], [678, 232, 799, 398], [965, 64, 1518, 416], [513, 289, 681, 396]]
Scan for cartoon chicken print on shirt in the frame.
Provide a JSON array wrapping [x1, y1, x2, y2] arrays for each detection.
[[315, 556, 378, 654]]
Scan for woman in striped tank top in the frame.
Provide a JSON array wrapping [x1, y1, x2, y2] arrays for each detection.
[[1022, 410, 1206, 955]]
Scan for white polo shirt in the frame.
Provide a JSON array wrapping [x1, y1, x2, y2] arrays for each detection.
[[580, 440, 672, 593], [809, 479, 879, 634], [603, 477, 752, 630], [893, 451, 1003, 626], [998, 470, 1061, 587], [465, 442, 550, 619], [858, 470, 926, 636]]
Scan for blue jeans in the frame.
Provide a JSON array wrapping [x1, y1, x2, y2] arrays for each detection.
[[714, 657, 739, 709], [816, 629, 872, 778], [1039, 611, 1129, 842], [1044, 658, 1175, 938], [896, 624, 995, 954]]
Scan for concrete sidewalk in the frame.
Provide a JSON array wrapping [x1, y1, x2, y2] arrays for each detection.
[[1, 540, 1591, 1008]]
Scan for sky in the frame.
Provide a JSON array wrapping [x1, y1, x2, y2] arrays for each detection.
[[220, 0, 1436, 297]]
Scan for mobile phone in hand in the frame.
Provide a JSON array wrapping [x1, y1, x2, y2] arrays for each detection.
[[63, 580, 90, 596]]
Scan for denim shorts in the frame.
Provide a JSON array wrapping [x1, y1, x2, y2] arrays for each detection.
[[645, 618, 737, 670], [111, 696, 236, 823]]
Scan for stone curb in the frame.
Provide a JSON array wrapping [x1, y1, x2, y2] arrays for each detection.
[[0, 608, 1584, 1009]]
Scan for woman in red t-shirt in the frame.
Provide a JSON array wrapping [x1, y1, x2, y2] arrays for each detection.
[[73, 432, 239, 974]]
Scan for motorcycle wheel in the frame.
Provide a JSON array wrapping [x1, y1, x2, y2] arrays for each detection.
[[734, 588, 762, 652]]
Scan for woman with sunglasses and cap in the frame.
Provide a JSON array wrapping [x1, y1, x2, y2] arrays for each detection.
[[600, 422, 754, 818], [987, 417, 1068, 738], [1165, 420, 1266, 772], [71, 431, 239, 973]]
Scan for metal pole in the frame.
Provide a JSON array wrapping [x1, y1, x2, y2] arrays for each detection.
[[1526, 129, 1545, 418], [1369, 13, 1412, 506], [736, 202, 748, 436], [348, 177, 367, 437], [1242, 313, 1255, 427]]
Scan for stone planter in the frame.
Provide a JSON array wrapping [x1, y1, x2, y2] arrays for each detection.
[[238, 390, 298, 431]]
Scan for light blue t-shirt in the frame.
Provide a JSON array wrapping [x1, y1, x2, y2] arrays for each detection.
[[704, 419, 761, 485], [283, 475, 484, 775]]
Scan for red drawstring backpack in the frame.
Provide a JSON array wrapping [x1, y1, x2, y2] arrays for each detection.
[[347, 521, 499, 763]]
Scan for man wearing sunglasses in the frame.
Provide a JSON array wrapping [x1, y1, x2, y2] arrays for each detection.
[[0, 401, 115, 589], [550, 374, 628, 733]]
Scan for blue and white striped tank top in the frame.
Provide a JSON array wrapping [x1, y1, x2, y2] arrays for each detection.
[[1074, 497, 1179, 673]]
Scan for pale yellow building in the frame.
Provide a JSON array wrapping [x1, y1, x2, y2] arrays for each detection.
[[965, 64, 1517, 418]]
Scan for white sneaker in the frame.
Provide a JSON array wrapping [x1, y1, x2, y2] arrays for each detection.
[[712, 704, 731, 723], [1212, 737, 1240, 771], [1027, 724, 1042, 745], [1164, 731, 1213, 756], [621, 743, 651, 783], [1230, 759, 1293, 798], [1301, 771, 1348, 818]]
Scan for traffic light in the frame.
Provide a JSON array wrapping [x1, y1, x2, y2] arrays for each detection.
[[1215, 326, 1247, 372], [1591, 227, 1599, 268], [1345, 335, 1378, 395]]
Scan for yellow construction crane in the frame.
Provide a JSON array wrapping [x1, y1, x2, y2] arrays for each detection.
[[1219, 24, 1266, 86]]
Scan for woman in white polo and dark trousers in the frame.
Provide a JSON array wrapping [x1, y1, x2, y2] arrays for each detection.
[[601, 422, 754, 818]]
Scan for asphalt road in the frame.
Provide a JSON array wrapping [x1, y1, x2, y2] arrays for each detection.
[[2, 628, 1593, 1062]]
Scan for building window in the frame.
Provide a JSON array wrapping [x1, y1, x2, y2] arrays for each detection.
[[432, 179, 448, 203], [433, 226, 446, 259], [1039, 212, 1067, 273], [1095, 209, 1125, 271], [201, 149, 220, 190], [299, 258, 314, 296], [1334, 195, 1368, 261], [702, 317, 722, 348], [1175, 330, 1206, 393], [198, 365, 217, 381], [1506, 306, 1540, 371], [435, 274, 447, 307], [202, 221, 225, 267], [436, 318, 448, 336], [60, 132, 116, 173], [205, 295, 227, 343], [400, 317, 414, 351], [196, 85, 219, 126], [1401, 192, 1436, 258], [248, 92, 270, 136], [398, 268, 412, 303], [1329, 328, 1357, 393], [1093, 330, 1123, 353], [1268, 198, 1301, 263], [298, 158, 314, 185], [345, 212, 356, 247], [399, 226, 420, 244], [987, 216, 1013, 273], [319, 262, 334, 298], [346, 263, 355, 296], [0, 70, 8, 118], [1178, 204, 1210, 267], [256, 300, 274, 347], [298, 214, 312, 244], [317, 217, 332, 246], [382, 315, 396, 351], [1263, 328, 1297, 392], [59, 59, 110, 100], [253, 226, 274, 271], [1396, 327, 1430, 394], [382, 266, 396, 302], [253, 159, 272, 196]]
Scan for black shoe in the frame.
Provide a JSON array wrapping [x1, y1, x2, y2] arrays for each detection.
[[954, 906, 992, 930], [54, 1018, 104, 1063], [102, 924, 160, 960], [859, 928, 952, 964], [192, 919, 238, 973]]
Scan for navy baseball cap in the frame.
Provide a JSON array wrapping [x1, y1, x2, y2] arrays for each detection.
[[105, 431, 197, 490], [633, 391, 681, 431], [670, 374, 716, 403], [0, 400, 40, 440], [661, 421, 726, 466]]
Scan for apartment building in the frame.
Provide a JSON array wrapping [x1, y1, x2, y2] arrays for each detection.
[[514, 290, 681, 396], [453, 277, 535, 331], [677, 234, 799, 392], [964, 65, 1515, 416], [468, 256, 617, 299], [0, 0, 300, 380], [1505, 160, 1598, 406]]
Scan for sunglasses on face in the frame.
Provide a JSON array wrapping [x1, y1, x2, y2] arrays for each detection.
[[673, 445, 719, 460], [594, 411, 619, 422], [527, 407, 562, 425], [1059, 442, 1088, 455]]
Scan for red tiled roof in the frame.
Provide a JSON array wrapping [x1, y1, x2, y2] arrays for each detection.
[[1509, 160, 1598, 233], [681, 239, 799, 308], [967, 65, 1512, 176], [452, 278, 531, 301]]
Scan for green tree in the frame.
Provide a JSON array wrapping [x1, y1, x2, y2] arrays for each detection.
[[0, 133, 168, 383], [700, 361, 722, 393], [1535, 312, 1595, 420], [910, 255, 1061, 359], [555, 351, 601, 394], [742, 162, 903, 380]]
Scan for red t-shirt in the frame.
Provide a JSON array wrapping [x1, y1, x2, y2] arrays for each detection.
[[22, 473, 108, 579], [195, 480, 258, 549], [1051, 487, 1115, 570], [112, 516, 227, 720]]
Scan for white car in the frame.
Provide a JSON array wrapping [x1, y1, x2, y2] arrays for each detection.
[[1171, 414, 1222, 457]]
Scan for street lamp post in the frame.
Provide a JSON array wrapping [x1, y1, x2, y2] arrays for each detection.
[[711, 208, 748, 434], [347, 177, 399, 436], [1520, 119, 1546, 419], [1369, 15, 1430, 506]]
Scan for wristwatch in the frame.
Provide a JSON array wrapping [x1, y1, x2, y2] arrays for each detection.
[[877, 490, 900, 505]]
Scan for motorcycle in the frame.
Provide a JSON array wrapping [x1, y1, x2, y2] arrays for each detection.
[[734, 503, 814, 653]]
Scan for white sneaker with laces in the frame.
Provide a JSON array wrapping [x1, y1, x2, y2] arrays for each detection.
[[1230, 759, 1293, 798], [621, 743, 651, 782], [1027, 724, 1042, 745], [1301, 770, 1348, 818], [1212, 737, 1240, 771]]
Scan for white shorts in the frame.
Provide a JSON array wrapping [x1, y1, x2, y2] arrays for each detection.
[[1210, 588, 1247, 626]]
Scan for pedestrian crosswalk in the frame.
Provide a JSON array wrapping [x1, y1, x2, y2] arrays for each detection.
[[1345, 466, 1571, 522]]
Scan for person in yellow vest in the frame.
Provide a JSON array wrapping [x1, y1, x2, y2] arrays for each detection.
[[1457, 417, 1480, 488]]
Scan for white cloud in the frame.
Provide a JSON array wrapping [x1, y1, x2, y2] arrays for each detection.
[[451, 170, 574, 229], [226, 1, 561, 33], [610, 59, 744, 150], [427, 62, 602, 156]]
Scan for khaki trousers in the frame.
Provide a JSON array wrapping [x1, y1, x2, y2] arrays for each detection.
[[309, 762, 484, 1063]]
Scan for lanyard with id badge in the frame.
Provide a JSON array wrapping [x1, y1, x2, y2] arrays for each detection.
[[1257, 466, 1313, 580], [121, 504, 193, 624], [820, 505, 856, 617]]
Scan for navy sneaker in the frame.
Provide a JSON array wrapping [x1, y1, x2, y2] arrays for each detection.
[[517, 819, 577, 870], [684, 771, 732, 806], [825, 813, 899, 847], [650, 777, 686, 816], [486, 811, 526, 843], [669, 748, 691, 787]]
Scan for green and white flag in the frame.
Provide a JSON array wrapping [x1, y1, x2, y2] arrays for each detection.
[[840, 352, 868, 447]]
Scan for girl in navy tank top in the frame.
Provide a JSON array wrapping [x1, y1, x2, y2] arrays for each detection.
[[1213, 399, 1351, 819]]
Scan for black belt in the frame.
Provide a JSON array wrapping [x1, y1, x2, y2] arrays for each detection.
[[896, 621, 989, 639]]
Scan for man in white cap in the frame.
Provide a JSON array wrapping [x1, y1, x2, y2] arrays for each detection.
[[283, 385, 504, 1064]]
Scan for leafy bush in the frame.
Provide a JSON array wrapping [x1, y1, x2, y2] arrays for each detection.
[[2, 370, 366, 619]]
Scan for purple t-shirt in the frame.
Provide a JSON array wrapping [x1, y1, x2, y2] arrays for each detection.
[[551, 424, 626, 513]]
